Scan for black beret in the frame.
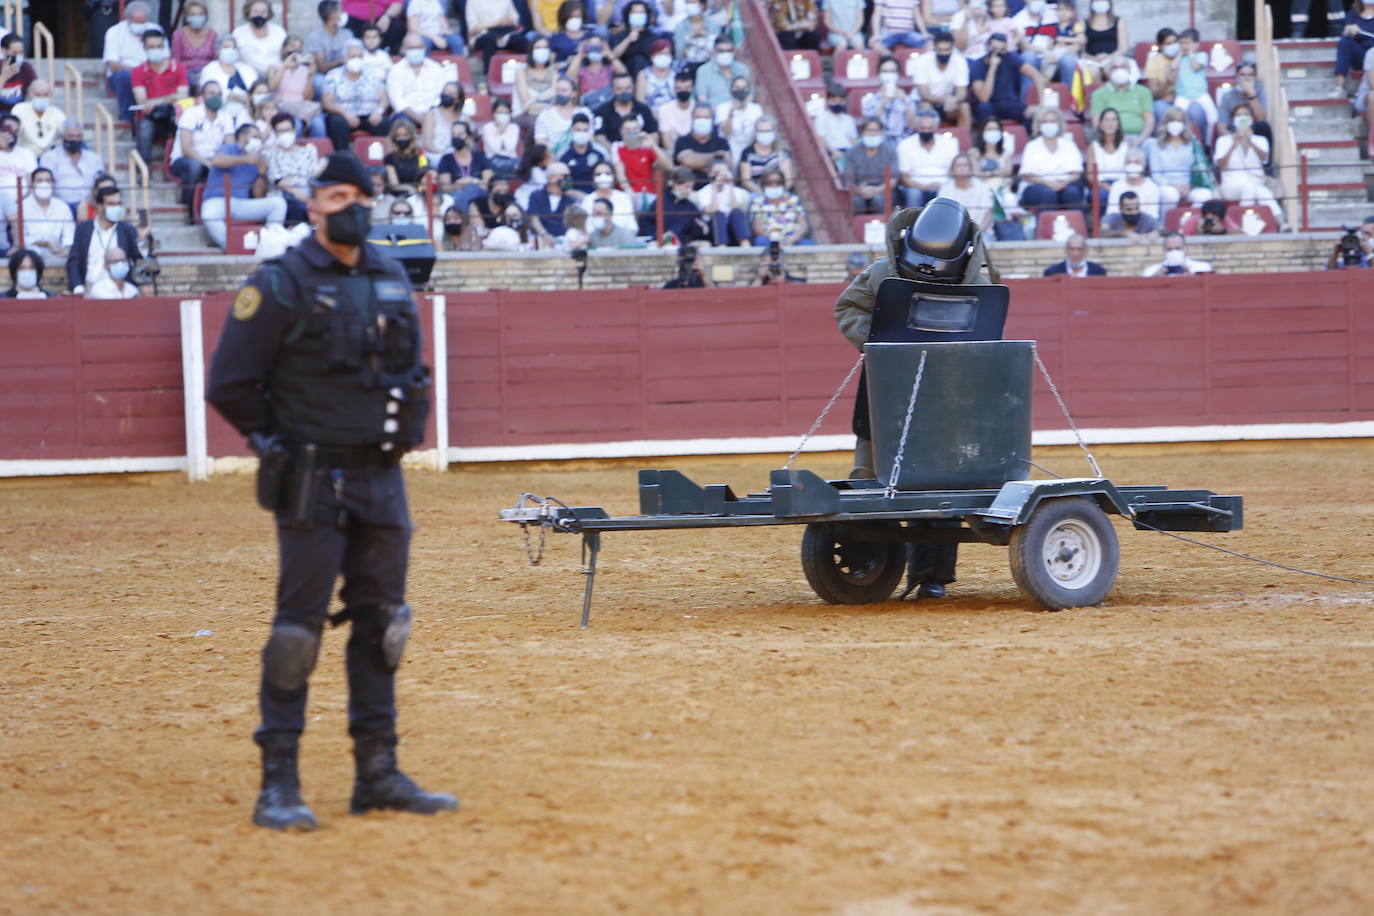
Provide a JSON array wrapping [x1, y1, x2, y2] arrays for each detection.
[[311, 151, 372, 195]]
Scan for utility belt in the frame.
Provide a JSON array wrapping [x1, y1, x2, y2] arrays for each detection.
[[255, 440, 401, 530]]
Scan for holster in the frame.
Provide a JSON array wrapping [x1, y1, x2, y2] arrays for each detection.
[[283, 444, 322, 530], [254, 436, 290, 511]]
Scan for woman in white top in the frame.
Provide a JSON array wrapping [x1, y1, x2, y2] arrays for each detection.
[[232, 0, 287, 75], [714, 75, 763, 161], [1214, 101, 1280, 219], [3, 249, 54, 298], [1088, 106, 1127, 213], [199, 36, 260, 120], [1018, 109, 1086, 209], [515, 36, 558, 121], [533, 76, 591, 153], [692, 159, 751, 246], [421, 81, 466, 156], [936, 152, 993, 230], [579, 161, 638, 231], [481, 97, 522, 176], [1106, 149, 1163, 217]]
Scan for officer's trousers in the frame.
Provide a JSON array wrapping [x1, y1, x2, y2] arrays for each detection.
[[255, 463, 412, 746]]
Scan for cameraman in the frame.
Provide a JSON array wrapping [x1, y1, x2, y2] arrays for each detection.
[[1327, 219, 1373, 269], [751, 239, 804, 285], [663, 243, 714, 289]]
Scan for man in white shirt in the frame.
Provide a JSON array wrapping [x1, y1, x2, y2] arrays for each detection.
[[912, 32, 971, 129], [87, 246, 140, 300], [12, 80, 65, 158], [0, 116, 38, 232], [386, 33, 457, 126], [19, 167, 76, 259], [896, 109, 958, 208], [1141, 231, 1213, 277], [103, 0, 152, 124], [39, 120, 106, 212], [170, 82, 243, 215]]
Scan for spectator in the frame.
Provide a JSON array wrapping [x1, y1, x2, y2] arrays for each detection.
[[388, 33, 455, 126], [440, 204, 481, 250], [750, 168, 810, 244], [264, 112, 318, 224], [438, 120, 494, 211], [1106, 148, 1163, 217], [637, 39, 678, 109], [581, 159, 637, 229], [1143, 106, 1213, 210], [750, 245, 806, 284], [815, 84, 859, 164], [40, 121, 106, 217], [2, 248, 51, 298], [1089, 55, 1154, 138], [322, 39, 390, 153], [268, 36, 323, 136], [384, 119, 432, 197], [65, 185, 145, 295], [674, 105, 730, 187], [387, 197, 418, 226], [1332, 0, 1374, 98], [695, 37, 750, 108], [550, 3, 594, 63], [514, 144, 552, 208], [693, 159, 751, 245], [924, 0, 963, 30], [199, 36, 259, 121], [469, 175, 516, 228], [954, 0, 1014, 62], [1143, 28, 1178, 118], [366, 165, 394, 222], [306, 1, 352, 81], [0, 116, 37, 220], [534, 76, 593, 152], [86, 246, 140, 299], [1044, 0, 1084, 84], [936, 151, 993, 231], [559, 204, 590, 249], [1087, 106, 1126, 210], [826, 0, 869, 51], [1168, 29, 1218, 140], [234, 1, 288, 74], [421, 81, 466, 156], [515, 36, 559, 127], [482, 98, 522, 176], [172, 0, 219, 85], [656, 71, 697, 150], [561, 113, 609, 191], [529, 161, 577, 242], [662, 241, 712, 287], [970, 31, 1042, 126], [1141, 230, 1212, 276], [359, 25, 394, 77], [1218, 61, 1271, 148], [103, 3, 151, 124], [169, 82, 240, 215], [738, 117, 795, 194], [1043, 232, 1106, 276], [1081, 0, 1127, 82], [596, 71, 658, 144], [716, 77, 764, 161], [466, 0, 530, 67], [1326, 216, 1374, 268], [343, 0, 407, 54], [611, 1, 667, 74], [85, 174, 120, 222], [130, 30, 190, 166], [660, 165, 707, 242], [863, 56, 914, 142], [770, 0, 821, 50], [612, 116, 670, 210], [407, 0, 467, 54], [1100, 188, 1160, 240], [568, 34, 623, 109], [673, 0, 717, 69], [896, 109, 958, 207], [970, 116, 1016, 192], [1213, 102, 1281, 221], [1009, 0, 1056, 73], [913, 31, 972, 129], [201, 123, 288, 248], [871, 0, 928, 50], [845, 250, 868, 280], [1018, 109, 1085, 210], [846, 117, 897, 213], [13, 79, 64, 159], [1197, 198, 1228, 235], [249, 78, 273, 124], [18, 168, 75, 259], [586, 196, 645, 247]]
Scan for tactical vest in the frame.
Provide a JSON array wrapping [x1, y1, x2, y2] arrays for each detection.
[[267, 247, 431, 450]]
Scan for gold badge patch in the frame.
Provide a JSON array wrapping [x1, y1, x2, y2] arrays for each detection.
[[232, 285, 263, 321]]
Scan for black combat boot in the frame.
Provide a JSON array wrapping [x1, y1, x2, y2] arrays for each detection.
[[349, 732, 459, 816], [252, 736, 318, 831]]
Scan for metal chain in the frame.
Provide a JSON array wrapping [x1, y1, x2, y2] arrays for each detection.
[[782, 352, 866, 470], [885, 349, 927, 499], [1032, 346, 1103, 479], [513, 493, 552, 565]]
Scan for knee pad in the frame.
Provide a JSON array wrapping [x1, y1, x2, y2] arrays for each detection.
[[263, 623, 321, 693], [379, 603, 412, 672]]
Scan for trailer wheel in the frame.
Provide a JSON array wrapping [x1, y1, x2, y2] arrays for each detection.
[[800, 523, 906, 605], [1009, 497, 1119, 610]]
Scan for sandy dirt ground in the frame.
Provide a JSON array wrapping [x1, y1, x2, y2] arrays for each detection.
[[2, 440, 1373, 915]]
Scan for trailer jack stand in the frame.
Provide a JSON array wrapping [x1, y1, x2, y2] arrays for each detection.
[[579, 532, 601, 629]]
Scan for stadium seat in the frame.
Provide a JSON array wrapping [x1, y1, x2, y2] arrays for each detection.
[[1037, 82, 1079, 116], [226, 223, 262, 255], [1132, 41, 1154, 70], [833, 50, 880, 91], [846, 87, 868, 118], [1224, 204, 1278, 234], [354, 135, 387, 166], [487, 53, 523, 97], [1204, 40, 1241, 78], [1000, 122, 1029, 156], [1164, 206, 1204, 236], [1035, 208, 1088, 240], [1065, 122, 1087, 149], [785, 50, 826, 90], [462, 94, 493, 123], [431, 53, 476, 93], [853, 214, 887, 245], [894, 47, 921, 89], [940, 126, 971, 150], [302, 137, 334, 156]]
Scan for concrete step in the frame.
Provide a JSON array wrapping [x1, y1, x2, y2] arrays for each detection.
[[1280, 75, 1342, 98], [1306, 200, 1374, 229], [1274, 40, 1339, 64], [1289, 119, 1365, 142], [1287, 98, 1359, 122], [1297, 141, 1366, 165], [1303, 161, 1370, 184], [152, 223, 213, 253]]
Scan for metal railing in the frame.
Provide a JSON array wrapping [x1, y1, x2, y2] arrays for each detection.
[[33, 22, 54, 86], [129, 149, 151, 218], [1, 0, 20, 36], [93, 103, 116, 171], [63, 63, 85, 133], [1253, 0, 1300, 230]]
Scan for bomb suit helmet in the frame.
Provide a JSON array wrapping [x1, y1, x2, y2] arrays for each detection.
[[897, 197, 975, 283]]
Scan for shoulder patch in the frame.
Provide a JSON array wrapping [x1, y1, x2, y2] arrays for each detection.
[[233, 285, 263, 321]]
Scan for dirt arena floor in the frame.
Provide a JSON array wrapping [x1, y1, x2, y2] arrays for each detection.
[[2, 439, 1373, 915]]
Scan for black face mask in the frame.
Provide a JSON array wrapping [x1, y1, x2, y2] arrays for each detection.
[[444, 222, 464, 235], [250, 14, 268, 27], [395, 137, 412, 149], [731, 88, 749, 101], [1120, 211, 1140, 226], [936, 52, 951, 65], [451, 137, 467, 150], [615, 91, 633, 104], [917, 131, 934, 143], [829, 103, 845, 112], [325, 202, 371, 246], [676, 89, 692, 102], [440, 94, 458, 108], [492, 192, 514, 209], [64, 138, 83, 153]]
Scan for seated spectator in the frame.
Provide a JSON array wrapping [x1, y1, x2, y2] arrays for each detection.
[[674, 1, 718, 70], [1106, 149, 1162, 217], [970, 31, 1042, 127], [954, 0, 1014, 62], [937, 151, 994, 231], [826, 0, 869, 51], [815, 84, 859, 165], [515, 36, 558, 130], [514, 144, 552, 208], [561, 114, 609, 191], [130, 31, 190, 166], [738, 117, 795, 194], [19, 168, 75, 259], [1143, 28, 1178, 118], [662, 240, 713, 288], [1100, 188, 1160, 240], [1197, 198, 1229, 235], [661, 166, 708, 243], [384, 119, 433, 197], [612, 116, 670, 210], [596, 72, 659, 145], [581, 160, 637, 229], [439, 120, 494, 211], [1018, 109, 1085, 210], [3, 248, 51, 298], [970, 116, 1016, 192], [535, 77, 594, 152], [343, 0, 407, 54], [66, 185, 145, 295], [366, 164, 394, 223], [750, 245, 806, 284], [656, 71, 698, 150], [440, 204, 481, 250], [1141, 230, 1212, 276], [549, 3, 594, 63], [40, 121, 106, 217], [102, 4, 148, 124], [694, 37, 750, 108], [321, 38, 390, 153], [233, 1, 288, 74], [715, 77, 763, 161], [12, 80, 62, 161], [1088, 107, 1126, 209], [85, 173, 120, 223], [172, 0, 220, 86], [897, 108, 958, 208], [388, 32, 456, 126], [912, 31, 972, 129], [199, 36, 260, 121], [1081, 0, 1127, 83], [358, 25, 394, 78], [421, 81, 466, 156], [1166, 29, 1218, 140], [770, 0, 821, 51], [528, 161, 578, 243], [263, 112, 319, 224], [674, 105, 730, 187], [637, 39, 678, 109], [1213, 104, 1281, 221], [1044, 0, 1084, 84], [306, 1, 352, 85], [871, 0, 928, 51], [1090, 56, 1154, 138], [693, 159, 751, 245], [1143, 106, 1213, 210], [469, 175, 515, 228], [251, 90, 279, 136], [568, 34, 623, 109], [586, 196, 645, 247], [924, 0, 963, 30], [87, 246, 140, 300], [1332, 0, 1374, 98], [201, 123, 288, 248], [1218, 61, 1272, 148], [610, 1, 667, 74], [750, 168, 810, 244], [268, 36, 324, 136], [846, 117, 898, 213], [1009, 0, 1056, 74], [1043, 232, 1106, 276], [0, 116, 37, 218], [561, 204, 590, 249], [407, 0, 467, 54]]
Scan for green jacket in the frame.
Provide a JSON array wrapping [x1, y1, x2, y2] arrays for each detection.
[[834, 207, 998, 351]]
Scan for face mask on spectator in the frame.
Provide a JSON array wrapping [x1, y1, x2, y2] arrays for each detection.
[[982, 128, 1001, 144], [629, 11, 648, 27], [615, 90, 633, 104], [1091, 0, 1110, 10], [395, 136, 412, 149], [16, 268, 37, 289], [1125, 162, 1144, 176], [494, 111, 511, 126], [34, 180, 54, 200], [444, 222, 463, 236], [276, 130, 295, 148], [878, 70, 898, 85], [715, 51, 734, 67], [589, 216, 607, 232], [405, 47, 426, 65], [532, 46, 552, 65], [188, 13, 208, 28], [338, 11, 348, 26], [451, 135, 467, 150], [1110, 67, 1129, 85], [587, 49, 604, 63], [244, 137, 263, 152], [756, 130, 776, 146], [1166, 120, 1185, 136], [250, 14, 269, 28], [1121, 210, 1140, 226], [763, 184, 784, 200], [594, 172, 614, 187], [104, 204, 125, 222], [936, 52, 951, 65], [1164, 249, 1185, 267], [220, 47, 239, 64], [731, 86, 749, 101], [33, 97, 50, 112], [567, 16, 583, 30], [1039, 121, 1060, 138], [1234, 114, 1253, 131], [252, 90, 270, 105], [571, 129, 591, 145], [653, 53, 672, 69], [917, 129, 934, 142], [64, 138, 84, 153], [109, 260, 130, 280], [1162, 43, 1180, 59], [676, 89, 692, 102], [392, 213, 412, 225], [441, 94, 458, 108], [147, 47, 170, 63], [861, 133, 883, 148], [829, 102, 845, 113], [693, 117, 713, 135], [131, 21, 149, 34], [685, 2, 702, 16], [345, 56, 364, 73], [555, 92, 572, 105]]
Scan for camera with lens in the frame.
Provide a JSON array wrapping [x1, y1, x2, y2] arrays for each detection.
[[676, 243, 697, 280], [1337, 225, 1364, 267], [767, 239, 783, 277]]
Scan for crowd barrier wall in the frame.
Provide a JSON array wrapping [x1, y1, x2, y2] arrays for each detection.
[[1, 271, 1370, 476]]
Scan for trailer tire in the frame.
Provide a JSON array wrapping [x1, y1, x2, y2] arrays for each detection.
[[801, 523, 906, 605], [1009, 497, 1119, 610]]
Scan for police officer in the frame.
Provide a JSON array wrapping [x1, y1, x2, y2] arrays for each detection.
[[834, 198, 998, 600], [207, 152, 457, 831]]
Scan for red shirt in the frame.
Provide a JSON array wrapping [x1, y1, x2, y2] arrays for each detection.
[[616, 145, 657, 193], [130, 60, 189, 119]]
